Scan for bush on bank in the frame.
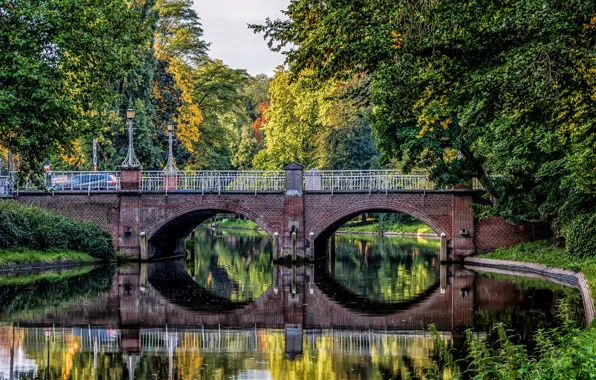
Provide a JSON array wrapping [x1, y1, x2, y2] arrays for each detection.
[[0, 201, 115, 261], [562, 213, 596, 259]]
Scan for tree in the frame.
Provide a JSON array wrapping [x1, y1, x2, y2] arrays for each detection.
[[252, 0, 596, 234], [0, 0, 152, 175], [253, 68, 378, 170]]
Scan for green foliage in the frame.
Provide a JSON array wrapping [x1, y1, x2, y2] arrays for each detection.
[[562, 213, 596, 259], [424, 300, 595, 380], [253, 69, 378, 170], [253, 0, 596, 243], [0, 0, 153, 174], [0, 201, 115, 261]]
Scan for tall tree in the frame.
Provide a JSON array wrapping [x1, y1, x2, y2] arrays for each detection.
[[0, 0, 151, 174], [253, 69, 377, 170], [252, 0, 596, 234]]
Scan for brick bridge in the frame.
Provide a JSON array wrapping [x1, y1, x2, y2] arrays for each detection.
[[8, 163, 535, 260]]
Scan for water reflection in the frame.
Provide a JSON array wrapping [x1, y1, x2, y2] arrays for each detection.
[[185, 228, 273, 302], [0, 229, 585, 379]]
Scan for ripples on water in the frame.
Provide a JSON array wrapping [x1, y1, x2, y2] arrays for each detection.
[[0, 228, 585, 379]]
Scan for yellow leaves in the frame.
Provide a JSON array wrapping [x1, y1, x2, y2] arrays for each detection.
[[584, 15, 596, 29], [168, 58, 204, 153], [414, 88, 453, 137], [391, 31, 404, 49], [59, 140, 85, 167]]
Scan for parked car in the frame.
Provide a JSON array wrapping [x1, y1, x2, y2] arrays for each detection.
[[56, 173, 119, 190]]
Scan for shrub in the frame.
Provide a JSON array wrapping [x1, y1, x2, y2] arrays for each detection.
[[563, 213, 596, 258], [0, 200, 115, 261]]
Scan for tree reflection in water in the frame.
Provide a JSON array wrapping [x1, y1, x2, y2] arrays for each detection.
[[0, 229, 585, 379]]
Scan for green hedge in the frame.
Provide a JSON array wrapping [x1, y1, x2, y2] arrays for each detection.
[[0, 201, 115, 261], [563, 213, 596, 259]]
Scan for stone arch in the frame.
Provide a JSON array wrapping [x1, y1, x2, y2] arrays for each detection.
[[145, 201, 277, 258], [309, 200, 449, 242]]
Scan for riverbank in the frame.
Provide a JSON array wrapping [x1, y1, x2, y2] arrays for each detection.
[[0, 248, 99, 272], [211, 218, 437, 237], [436, 240, 596, 378]]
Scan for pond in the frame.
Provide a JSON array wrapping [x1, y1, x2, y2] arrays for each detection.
[[0, 228, 585, 379]]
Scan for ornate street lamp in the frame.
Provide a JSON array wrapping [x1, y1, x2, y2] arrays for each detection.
[[121, 109, 140, 168], [163, 121, 178, 172]]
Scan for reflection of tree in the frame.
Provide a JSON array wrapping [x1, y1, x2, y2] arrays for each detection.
[[332, 236, 439, 303], [0, 266, 115, 317], [7, 327, 125, 380], [186, 228, 273, 302]]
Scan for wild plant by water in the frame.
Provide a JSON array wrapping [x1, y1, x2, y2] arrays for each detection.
[[425, 299, 585, 380]]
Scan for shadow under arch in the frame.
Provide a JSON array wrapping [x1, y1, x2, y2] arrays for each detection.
[[147, 205, 276, 258], [313, 261, 441, 315], [148, 260, 273, 313], [310, 204, 444, 259]]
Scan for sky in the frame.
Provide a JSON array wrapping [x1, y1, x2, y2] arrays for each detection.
[[193, 0, 291, 77]]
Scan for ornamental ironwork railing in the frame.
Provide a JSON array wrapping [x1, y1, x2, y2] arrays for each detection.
[[304, 170, 441, 193], [141, 171, 286, 193], [16, 171, 121, 192]]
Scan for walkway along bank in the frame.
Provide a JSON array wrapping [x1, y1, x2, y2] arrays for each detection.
[[5, 163, 544, 261]]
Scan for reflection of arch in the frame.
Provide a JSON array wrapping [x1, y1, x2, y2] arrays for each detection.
[[309, 201, 445, 242], [314, 263, 440, 315], [148, 260, 273, 312], [146, 202, 276, 257]]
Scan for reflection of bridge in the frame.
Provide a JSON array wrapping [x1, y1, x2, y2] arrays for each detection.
[[11, 261, 558, 334], [4, 261, 571, 378], [9, 164, 537, 260]]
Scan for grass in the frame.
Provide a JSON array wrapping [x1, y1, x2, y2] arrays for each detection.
[[483, 240, 596, 299], [0, 247, 97, 266], [212, 219, 261, 229], [339, 220, 434, 234], [212, 217, 436, 235]]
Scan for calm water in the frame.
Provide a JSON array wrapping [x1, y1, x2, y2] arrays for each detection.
[[0, 229, 585, 379]]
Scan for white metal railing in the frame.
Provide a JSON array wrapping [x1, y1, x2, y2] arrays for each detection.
[[304, 170, 441, 193], [141, 171, 286, 193], [16, 171, 121, 192]]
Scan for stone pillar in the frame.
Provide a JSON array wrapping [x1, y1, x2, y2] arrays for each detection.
[[120, 167, 141, 191], [282, 163, 306, 260], [119, 167, 142, 259], [451, 187, 476, 259]]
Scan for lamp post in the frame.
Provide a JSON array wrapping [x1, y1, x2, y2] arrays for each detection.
[[7, 148, 13, 173], [92, 139, 98, 171], [163, 121, 178, 172], [121, 109, 140, 168]]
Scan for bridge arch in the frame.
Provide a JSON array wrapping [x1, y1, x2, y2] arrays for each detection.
[[145, 201, 277, 258], [308, 200, 448, 244]]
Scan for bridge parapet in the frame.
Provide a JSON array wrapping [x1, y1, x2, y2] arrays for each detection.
[[4, 168, 487, 194]]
